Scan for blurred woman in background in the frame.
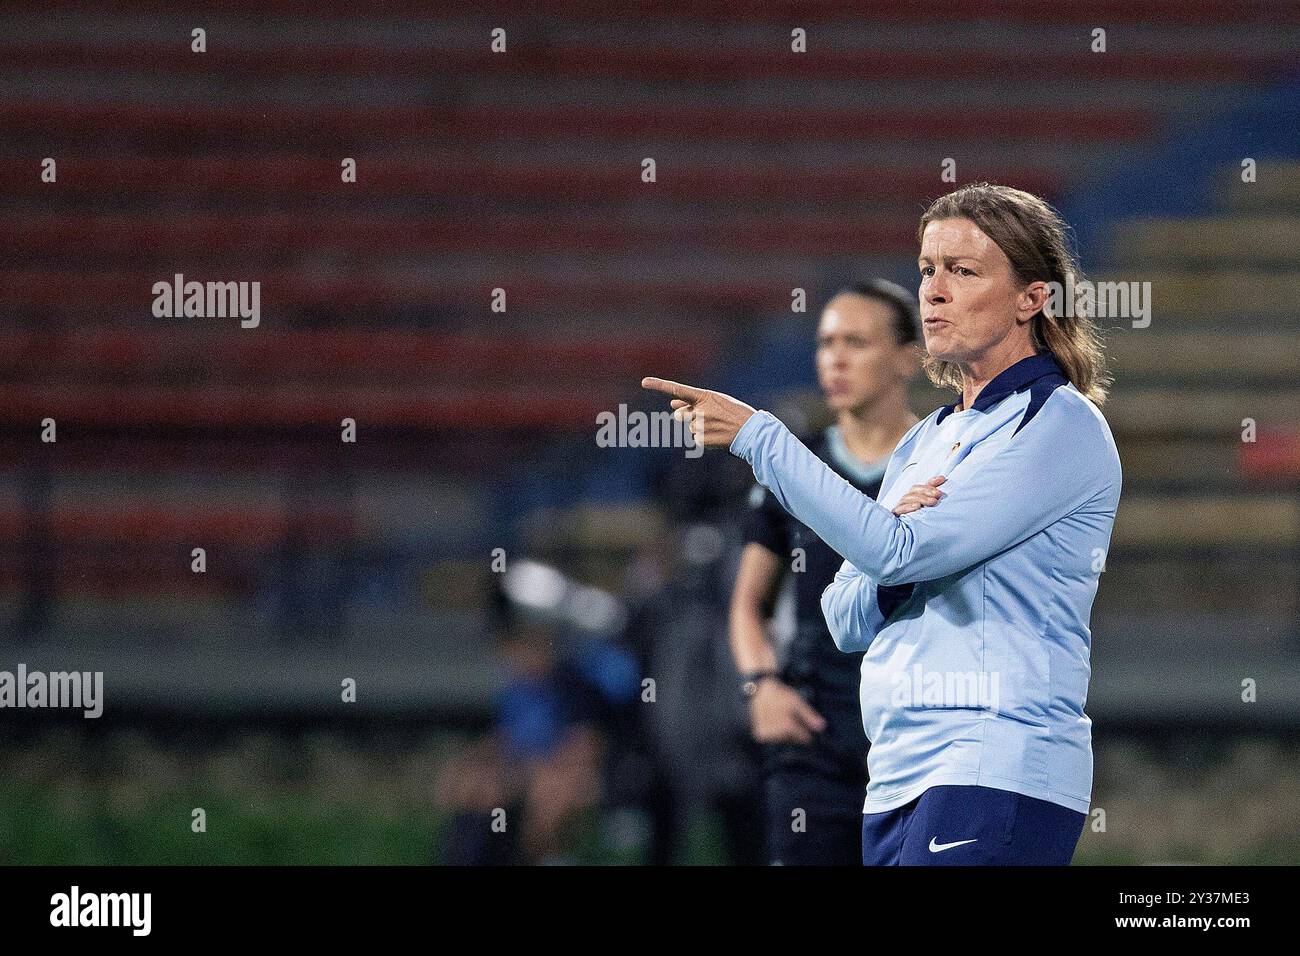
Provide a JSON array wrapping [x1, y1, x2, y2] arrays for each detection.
[[729, 280, 920, 865]]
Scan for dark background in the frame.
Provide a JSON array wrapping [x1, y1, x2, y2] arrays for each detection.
[[1, 0, 1298, 863]]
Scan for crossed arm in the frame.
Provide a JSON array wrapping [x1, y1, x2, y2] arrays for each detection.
[[643, 377, 1116, 652]]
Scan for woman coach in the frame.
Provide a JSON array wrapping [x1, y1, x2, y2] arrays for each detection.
[[643, 183, 1122, 865]]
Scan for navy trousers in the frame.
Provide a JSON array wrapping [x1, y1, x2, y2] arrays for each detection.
[[861, 784, 1086, 866]]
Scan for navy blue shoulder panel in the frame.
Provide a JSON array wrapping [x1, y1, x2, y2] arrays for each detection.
[[1012, 373, 1068, 436]]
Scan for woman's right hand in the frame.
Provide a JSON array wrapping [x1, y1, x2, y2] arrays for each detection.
[[892, 475, 947, 516], [749, 678, 827, 745]]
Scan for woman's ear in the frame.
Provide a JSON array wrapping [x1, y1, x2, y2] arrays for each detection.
[[1017, 281, 1050, 323]]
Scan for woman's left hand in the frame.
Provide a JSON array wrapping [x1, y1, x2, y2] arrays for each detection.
[[642, 377, 757, 448], [892, 475, 947, 516]]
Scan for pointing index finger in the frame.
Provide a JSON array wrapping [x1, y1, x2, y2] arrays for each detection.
[[642, 377, 706, 403]]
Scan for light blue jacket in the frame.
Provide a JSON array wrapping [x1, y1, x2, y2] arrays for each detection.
[[729, 352, 1122, 813]]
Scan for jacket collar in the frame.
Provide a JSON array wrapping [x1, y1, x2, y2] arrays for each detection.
[[935, 351, 1066, 424]]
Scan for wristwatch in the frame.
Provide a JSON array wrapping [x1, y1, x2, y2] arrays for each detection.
[[740, 670, 778, 701]]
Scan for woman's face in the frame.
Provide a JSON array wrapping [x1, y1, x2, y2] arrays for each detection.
[[918, 217, 1036, 366], [816, 293, 914, 413]]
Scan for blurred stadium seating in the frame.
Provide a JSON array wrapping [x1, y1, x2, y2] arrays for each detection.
[[1, 0, 1298, 863]]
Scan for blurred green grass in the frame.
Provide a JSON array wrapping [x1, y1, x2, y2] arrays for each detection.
[[0, 728, 1295, 865], [0, 788, 445, 865]]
